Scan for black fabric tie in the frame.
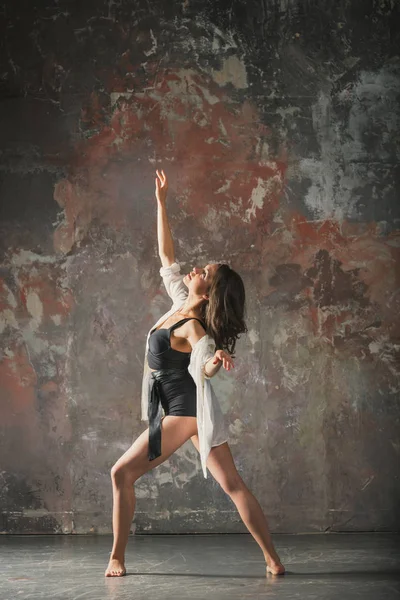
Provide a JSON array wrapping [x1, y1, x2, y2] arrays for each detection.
[[148, 373, 164, 461], [147, 369, 188, 462]]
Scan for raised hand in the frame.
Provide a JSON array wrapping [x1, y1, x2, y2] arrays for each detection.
[[155, 169, 168, 204], [212, 349, 235, 371]]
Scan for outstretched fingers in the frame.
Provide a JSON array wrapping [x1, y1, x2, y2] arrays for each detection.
[[156, 169, 166, 186]]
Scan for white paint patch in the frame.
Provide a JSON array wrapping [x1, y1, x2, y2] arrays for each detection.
[[215, 178, 233, 194], [143, 28, 157, 57], [110, 91, 133, 107], [201, 206, 224, 241], [368, 338, 400, 379], [135, 480, 159, 499], [50, 344, 67, 355], [193, 110, 208, 127], [211, 55, 248, 89], [280, 363, 306, 393], [6, 287, 17, 308], [245, 177, 267, 221], [142, 68, 217, 122], [229, 418, 245, 440], [21, 328, 48, 354], [11, 249, 58, 266], [368, 340, 381, 354], [156, 470, 173, 486], [255, 138, 270, 161], [276, 105, 301, 121], [82, 430, 99, 442], [22, 509, 53, 517], [390, 440, 400, 454], [298, 66, 400, 219], [0, 309, 19, 333], [243, 362, 268, 387], [50, 314, 62, 326], [26, 291, 43, 330], [273, 329, 289, 347], [197, 84, 220, 105], [247, 328, 260, 354], [244, 175, 282, 222], [218, 118, 228, 137], [210, 24, 238, 51], [340, 69, 400, 161]]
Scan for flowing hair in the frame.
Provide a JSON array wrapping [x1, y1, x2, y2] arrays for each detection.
[[199, 264, 248, 358]]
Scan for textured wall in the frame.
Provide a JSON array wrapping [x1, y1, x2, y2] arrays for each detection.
[[1, 0, 399, 534]]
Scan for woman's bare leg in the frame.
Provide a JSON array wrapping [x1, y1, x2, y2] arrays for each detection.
[[105, 415, 198, 577], [190, 435, 285, 576]]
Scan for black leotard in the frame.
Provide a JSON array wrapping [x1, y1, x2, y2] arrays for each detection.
[[148, 317, 206, 370]]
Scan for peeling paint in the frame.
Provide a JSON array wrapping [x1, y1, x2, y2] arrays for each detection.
[[1, 0, 399, 535]]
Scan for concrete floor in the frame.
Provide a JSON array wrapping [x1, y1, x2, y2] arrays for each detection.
[[0, 533, 399, 600]]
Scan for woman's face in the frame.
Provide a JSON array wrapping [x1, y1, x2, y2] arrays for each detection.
[[183, 263, 219, 296]]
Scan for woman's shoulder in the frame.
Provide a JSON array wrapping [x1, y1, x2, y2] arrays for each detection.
[[188, 327, 215, 352], [184, 317, 207, 331]]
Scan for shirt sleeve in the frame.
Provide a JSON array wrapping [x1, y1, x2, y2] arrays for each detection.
[[202, 364, 212, 379], [200, 337, 215, 379], [159, 261, 188, 306]]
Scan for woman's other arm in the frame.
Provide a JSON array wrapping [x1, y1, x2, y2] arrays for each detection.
[[186, 321, 235, 378], [155, 169, 175, 267]]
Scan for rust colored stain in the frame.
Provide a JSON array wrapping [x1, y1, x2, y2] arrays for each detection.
[[256, 209, 399, 433], [0, 263, 74, 429], [53, 67, 288, 254], [1, 21, 399, 533], [0, 342, 37, 421], [17, 271, 74, 320]]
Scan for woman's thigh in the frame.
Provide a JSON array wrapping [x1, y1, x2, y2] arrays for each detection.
[[112, 415, 198, 483], [190, 434, 246, 494]]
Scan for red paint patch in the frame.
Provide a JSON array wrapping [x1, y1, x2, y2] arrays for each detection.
[[54, 67, 289, 253]]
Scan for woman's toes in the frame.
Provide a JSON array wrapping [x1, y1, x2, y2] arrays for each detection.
[[266, 564, 285, 576], [105, 558, 126, 577]]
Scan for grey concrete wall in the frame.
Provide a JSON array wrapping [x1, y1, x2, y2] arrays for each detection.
[[0, 0, 399, 534]]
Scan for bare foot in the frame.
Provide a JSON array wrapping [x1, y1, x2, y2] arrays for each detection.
[[266, 559, 286, 576], [105, 558, 126, 577]]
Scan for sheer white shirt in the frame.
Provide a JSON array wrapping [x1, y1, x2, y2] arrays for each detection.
[[140, 261, 229, 478]]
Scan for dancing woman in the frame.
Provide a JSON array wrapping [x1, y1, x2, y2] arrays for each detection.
[[105, 169, 285, 577]]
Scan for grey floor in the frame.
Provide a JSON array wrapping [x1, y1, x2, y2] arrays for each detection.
[[0, 533, 399, 600]]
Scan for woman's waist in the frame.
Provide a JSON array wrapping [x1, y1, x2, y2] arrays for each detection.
[[149, 367, 190, 381], [149, 367, 188, 373], [148, 354, 190, 370]]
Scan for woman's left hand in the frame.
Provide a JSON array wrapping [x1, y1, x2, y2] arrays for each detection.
[[213, 349, 234, 371], [155, 169, 168, 204]]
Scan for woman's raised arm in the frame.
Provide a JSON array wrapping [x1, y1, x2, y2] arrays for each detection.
[[155, 169, 175, 268]]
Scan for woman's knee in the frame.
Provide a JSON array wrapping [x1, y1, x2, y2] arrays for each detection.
[[206, 442, 247, 496], [111, 462, 137, 486], [220, 473, 247, 497]]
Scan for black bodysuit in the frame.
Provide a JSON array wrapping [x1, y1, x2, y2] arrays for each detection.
[[147, 317, 207, 461], [148, 317, 206, 370]]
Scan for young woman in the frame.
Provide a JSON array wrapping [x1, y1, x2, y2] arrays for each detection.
[[105, 170, 285, 578]]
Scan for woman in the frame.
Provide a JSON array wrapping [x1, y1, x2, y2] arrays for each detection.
[[105, 170, 285, 578]]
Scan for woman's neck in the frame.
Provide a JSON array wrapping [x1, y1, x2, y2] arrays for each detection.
[[178, 295, 206, 318]]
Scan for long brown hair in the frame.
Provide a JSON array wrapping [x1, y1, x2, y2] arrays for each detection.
[[199, 264, 248, 358]]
